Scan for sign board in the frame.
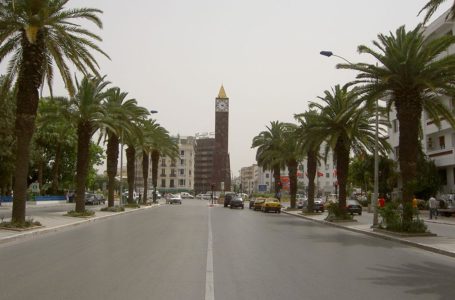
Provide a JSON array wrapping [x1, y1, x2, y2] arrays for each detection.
[[258, 184, 267, 192], [30, 182, 40, 193]]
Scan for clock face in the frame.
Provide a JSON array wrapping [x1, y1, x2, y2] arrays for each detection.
[[216, 99, 229, 112]]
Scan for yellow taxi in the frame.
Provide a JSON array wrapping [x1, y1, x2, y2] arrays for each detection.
[[261, 198, 281, 213], [253, 198, 266, 211]]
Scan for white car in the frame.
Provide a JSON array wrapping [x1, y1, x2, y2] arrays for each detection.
[[180, 192, 194, 199], [168, 194, 182, 204]]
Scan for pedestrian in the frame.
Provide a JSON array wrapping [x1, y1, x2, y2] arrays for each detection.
[[412, 196, 418, 209], [428, 195, 438, 220]]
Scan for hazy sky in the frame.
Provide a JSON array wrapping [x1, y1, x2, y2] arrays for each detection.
[[33, 1, 454, 175]]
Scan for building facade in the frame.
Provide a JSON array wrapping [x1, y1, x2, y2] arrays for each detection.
[[194, 136, 215, 194]]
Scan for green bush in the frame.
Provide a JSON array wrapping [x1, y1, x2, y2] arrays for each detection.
[[65, 210, 95, 217], [0, 217, 41, 228], [101, 206, 125, 212], [378, 202, 427, 233], [325, 202, 353, 221]]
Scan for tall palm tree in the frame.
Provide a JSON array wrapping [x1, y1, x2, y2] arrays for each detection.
[[69, 76, 110, 213], [280, 123, 303, 208], [295, 110, 321, 213], [101, 87, 146, 207], [252, 121, 287, 198], [419, 0, 455, 24], [303, 85, 389, 212], [339, 24, 455, 226], [0, 0, 108, 223], [140, 121, 178, 204]]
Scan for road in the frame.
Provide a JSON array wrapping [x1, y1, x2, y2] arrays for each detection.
[[1, 199, 455, 300]]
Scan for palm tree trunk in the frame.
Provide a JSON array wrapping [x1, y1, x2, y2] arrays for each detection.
[[306, 150, 317, 212], [335, 139, 350, 211], [142, 151, 149, 204], [288, 159, 298, 208], [51, 143, 62, 194], [126, 145, 136, 204], [75, 123, 92, 212], [106, 132, 119, 207], [396, 99, 421, 227], [273, 164, 281, 199], [151, 150, 159, 203], [11, 30, 45, 224]]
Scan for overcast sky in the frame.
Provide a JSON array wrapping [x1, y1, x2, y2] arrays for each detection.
[[33, 1, 454, 175]]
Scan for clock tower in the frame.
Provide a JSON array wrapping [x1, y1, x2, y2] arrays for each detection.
[[212, 85, 231, 192]]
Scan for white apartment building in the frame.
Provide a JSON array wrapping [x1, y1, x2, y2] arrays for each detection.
[[135, 136, 195, 193], [388, 9, 455, 193]]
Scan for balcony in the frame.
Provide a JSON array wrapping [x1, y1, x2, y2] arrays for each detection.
[[428, 147, 455, 167]]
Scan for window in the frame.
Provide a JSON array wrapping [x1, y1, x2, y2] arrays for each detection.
[[180, 150, 185, 156], [161, 159, 166, 167], [266, 174, 269, 178], [170, 179, 175, 188], [180, 159, 185, 165], [171, 160, 176, 167], [439, 136, 445, 149], [428, 137, 433, 150], [179, 169, 185, 175], [179, 179, 185, 186], [439, 170, 447, 185], [161, 169, 166, 176], [189, 170, 192, 175], [161, 179, 166, 187], [326, 173, 330, 178], [325, 164, 330, 170], [171, 169, 176, 177]]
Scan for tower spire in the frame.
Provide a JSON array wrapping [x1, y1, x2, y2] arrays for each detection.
[[217, 85, 227, 98]]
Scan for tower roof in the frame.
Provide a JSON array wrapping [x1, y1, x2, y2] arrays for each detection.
[[217, 85, 227, 98]]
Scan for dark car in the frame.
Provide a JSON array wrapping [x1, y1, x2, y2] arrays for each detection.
[[224, 192, 236, 207], [346, 199, 362, 215], [84, 193, 98, 205], [313, 198, 325, 212], [230, 196, 244, 209]]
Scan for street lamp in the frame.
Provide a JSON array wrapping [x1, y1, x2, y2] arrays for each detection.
[[320, 50, 379, 226]]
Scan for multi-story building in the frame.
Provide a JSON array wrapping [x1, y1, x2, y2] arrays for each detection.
[[240, 165, 258, 195], [194, 136, 215, 194], [388, 9, 455, 193], [134, 136, 195, 194]]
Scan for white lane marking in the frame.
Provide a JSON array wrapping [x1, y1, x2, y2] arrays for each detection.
[[205, 207, 215, 300]]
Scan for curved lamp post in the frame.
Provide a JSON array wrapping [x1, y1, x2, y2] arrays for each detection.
[[320, 50, 379, 227]]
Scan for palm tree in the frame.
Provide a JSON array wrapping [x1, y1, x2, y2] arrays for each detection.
[[280, 123, 304, 208], [295, 111, 321, 213], [139, 121, 178, 204], [339, 24, 455, 226], [303, 85, 389, 212], [252, 121, 287, 199], [419, 0, 455, 24], [0, 76, 15, 195], [70, 76, 110, 213], [101, 87, 146, 207], [0, 0, 108, 223]]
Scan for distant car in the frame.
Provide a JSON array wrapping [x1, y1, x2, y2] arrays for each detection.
[[84, 193, 98, 205], [94, 194, 106, 205], [180, 192, 194, 199], [224, 192, 236, 207], [314, 198, 325, 212], [297, 195, 307, 209], [262, 198, 281, 213], [253, 198, 266, 211], [230, 196, 244, 209], [346, 199, 362, 215], [168, 194, 182, 204]]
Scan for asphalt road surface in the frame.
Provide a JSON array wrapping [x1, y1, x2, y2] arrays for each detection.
[[1, 199, 454, 300]]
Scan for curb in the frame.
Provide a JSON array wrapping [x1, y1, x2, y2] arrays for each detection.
[[0, 203, 162, 245], [282, 211, 455, 258]]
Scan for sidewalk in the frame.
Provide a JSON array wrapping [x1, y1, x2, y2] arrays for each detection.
[[282, 209, 455, 258], [0, 202, 162, 245]]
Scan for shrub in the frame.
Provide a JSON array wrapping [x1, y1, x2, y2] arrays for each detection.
[[0, 218, 41, 228], [101, 206, 125, 212], [378, 202, 427, 233], [325, 202, 353, 221], [66, 210, 95, 217]]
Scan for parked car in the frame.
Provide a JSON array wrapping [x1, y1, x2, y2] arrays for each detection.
[[168, 194, 182, 204], [223, 192, 236, 207], [297, 195, 307, 209], [262, 198, 281, 213], [346, 199, 362, 215], [180, 192, 194, 199], [85, 193, 98, 205], [314, 198, 325, 212], [253, 198, 266, 211], [230, 196, 244, 209]]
